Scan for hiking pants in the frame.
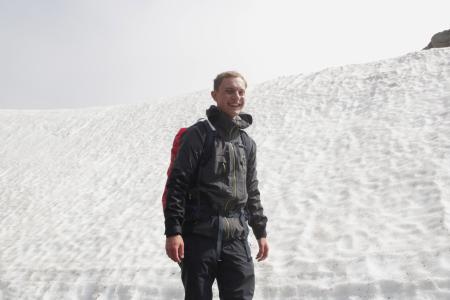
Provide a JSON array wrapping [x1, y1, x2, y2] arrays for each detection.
[[180, 234, 255, 300]]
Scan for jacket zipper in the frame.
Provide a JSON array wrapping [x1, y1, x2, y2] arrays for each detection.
[[224, 128, 238, 214], [230, 143, 237, 197]]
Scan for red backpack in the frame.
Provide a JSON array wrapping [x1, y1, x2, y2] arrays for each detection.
[[161, 120, 216, 210]]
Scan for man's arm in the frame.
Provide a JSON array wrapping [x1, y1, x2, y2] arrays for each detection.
[[164, 126, 203, 261], [245, 139, 269, 261]]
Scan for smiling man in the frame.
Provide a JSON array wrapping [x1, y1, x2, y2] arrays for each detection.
[[164, 71, 269, 300]]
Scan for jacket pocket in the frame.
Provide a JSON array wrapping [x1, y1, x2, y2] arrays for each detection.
[[238, 144, 247, 171], [214, 155, 228, 177]]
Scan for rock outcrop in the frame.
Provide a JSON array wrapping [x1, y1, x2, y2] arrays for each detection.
[[423, 29, 450, 50]]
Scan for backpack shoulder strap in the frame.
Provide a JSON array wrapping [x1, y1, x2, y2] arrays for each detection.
[[198, 119, 216, 166], [188, 119, 216, 185]]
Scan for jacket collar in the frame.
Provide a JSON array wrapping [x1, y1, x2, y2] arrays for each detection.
[[206, 105, 252, 140]]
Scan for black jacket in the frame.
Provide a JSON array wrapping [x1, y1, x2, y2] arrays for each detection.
[[164, 105, 267, 239]]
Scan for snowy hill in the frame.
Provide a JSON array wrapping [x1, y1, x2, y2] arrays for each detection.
[[1, 48, 450, 299]]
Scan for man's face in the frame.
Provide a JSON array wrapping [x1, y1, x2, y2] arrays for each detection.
[[211, 77, 246, 118]]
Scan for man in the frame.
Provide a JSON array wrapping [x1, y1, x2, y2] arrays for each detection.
[[164, 71, 269, 300]]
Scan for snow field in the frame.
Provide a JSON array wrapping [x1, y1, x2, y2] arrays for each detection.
[[1, 48, 450, 299]]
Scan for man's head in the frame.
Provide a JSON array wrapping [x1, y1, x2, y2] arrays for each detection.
[[211, 71, 247, 118]]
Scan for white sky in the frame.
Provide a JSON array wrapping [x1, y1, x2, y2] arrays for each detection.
[[0, 0, 448, 109]]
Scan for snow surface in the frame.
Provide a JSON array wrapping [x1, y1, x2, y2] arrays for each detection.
[[1, 48, 450, 300]]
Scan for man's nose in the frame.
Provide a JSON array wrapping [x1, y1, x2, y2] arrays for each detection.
[[231, 91, 240, 99]]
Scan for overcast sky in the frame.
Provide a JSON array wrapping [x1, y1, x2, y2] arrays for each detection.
[[0, 0, 448, 109]]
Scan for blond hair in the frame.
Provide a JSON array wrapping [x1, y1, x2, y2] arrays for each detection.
[[213, 71, 247, 91]]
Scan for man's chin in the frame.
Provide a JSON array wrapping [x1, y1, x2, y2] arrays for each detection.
[[220, 106, 242, 118], [228, 108, 242, 115]]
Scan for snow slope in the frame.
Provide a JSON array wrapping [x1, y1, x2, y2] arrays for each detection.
[[1, 48, 450, 299]]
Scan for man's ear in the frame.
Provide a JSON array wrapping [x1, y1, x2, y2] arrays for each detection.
[[211, 90, 217, 102]]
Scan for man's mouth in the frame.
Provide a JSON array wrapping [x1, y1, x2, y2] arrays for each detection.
[[228, 103, 242, 108]]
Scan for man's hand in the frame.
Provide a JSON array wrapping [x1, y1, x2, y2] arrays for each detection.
[[165, 235, 184, 263], [256, 237, 269, 262]]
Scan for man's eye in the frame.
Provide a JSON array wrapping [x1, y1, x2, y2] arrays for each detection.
[[225, 89, 245, 95]]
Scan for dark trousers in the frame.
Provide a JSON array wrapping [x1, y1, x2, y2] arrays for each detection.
[[180, 234, 255, 300]]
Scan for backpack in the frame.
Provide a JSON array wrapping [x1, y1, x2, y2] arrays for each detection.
[[162, 119, 215, 210], [161, 119, 251, 210]]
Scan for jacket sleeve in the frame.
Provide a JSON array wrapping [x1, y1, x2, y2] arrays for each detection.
[[245, 138, 268, 239], [164, 126, 203, 237]]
